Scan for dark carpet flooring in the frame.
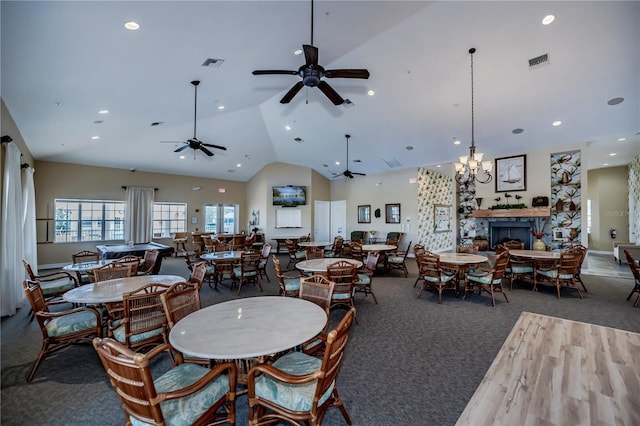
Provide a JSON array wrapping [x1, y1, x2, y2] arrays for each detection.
[[2, 254, 639, 425]]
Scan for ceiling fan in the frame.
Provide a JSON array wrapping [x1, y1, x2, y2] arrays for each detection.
[[334, 134, 366, 179], [252, 0, 370, 105], [161, 80, 227, 158]]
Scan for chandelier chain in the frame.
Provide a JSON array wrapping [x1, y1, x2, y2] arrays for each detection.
[[470, 49, 475, 149]]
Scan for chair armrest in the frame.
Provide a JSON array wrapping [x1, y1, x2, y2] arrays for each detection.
[[36, 271, 78, 284], [155, 361, 237, 403], [36, 305, 102, 323], [468, 269, 492, 278], [247, 362, 322, 388]]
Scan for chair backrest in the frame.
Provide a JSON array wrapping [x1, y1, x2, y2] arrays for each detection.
[[260, 243, 272, 260], [350, 231, 364, 242], [305, 247, 324, 260], [363, 251, 380, 274], [114, 255, 141, 275], [160, 281, 201, 329], [93, 263, 134, 282], [413, 244, 426, 257], [201, 235, 214, 252], [624, 250, 640, 282], [241, 252, 261, 273], [140, 250, 160, 274], [298, 234, 311, 243], [22, 259, 37, 280], [173, 231, 188, 241], [397, 241, 412, 259], [93, 338, 168, 423], [23, 279, 48, 315], [182, 249, 195, 271], [314, 308, 356, 404], [557, 251, 582, 277], [72, 250, 99, 263], [503, 240, 524, 250], [121, 283, 170, 349], [326, 260, 357, 298], [286, 239, 298, 257], [417, 252, 442, 281], [189, 262, 208, 289], [491, 251, 511, 280], [299, 275, 335, 315], [350, 241, 364, 261], [456, 244, 478, 254], [494, 244, 507, 255]]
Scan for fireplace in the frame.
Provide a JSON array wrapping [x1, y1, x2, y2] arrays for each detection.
[[489, 221, 533, 250]]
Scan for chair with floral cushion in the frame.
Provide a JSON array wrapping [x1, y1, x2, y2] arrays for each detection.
[[94, 337, 237, 426], [465, 251, 511, 306], [387, 241, 412, 278], [71, 250, 100, 283], [23, 279, 102, 382], [113, 255, 141, 276], [247, 308, 355, 426], [534, 250, 583, 299], [323, 236, 344, 258], [286, 239, 306, 269], [233, 251, 263, 296], [137, 249, 160, 275], [189, 261, 216, 290], [92, 263, 134, 282], [412, 245, 426, 287], [109, 283, 171, 352], [326, 260, 358, 322], [354, 251, 379, 304], [350, 241, 364, 262], [298, 274, 335, 356], [305, 247, 325, 260], [273, 256, 302, 297], [257, 243, 272, 282], [417, 252, 457, 304], [22, 259, 78, 302]]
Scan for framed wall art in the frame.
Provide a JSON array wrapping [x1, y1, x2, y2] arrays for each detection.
[[358, 205, 371, 223], [385, 203, 401, 224], [434, 204, 451, 233], [495, 154, 526, 192]]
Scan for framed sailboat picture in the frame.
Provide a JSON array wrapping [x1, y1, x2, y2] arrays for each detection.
[[495, 154, 526, 192]]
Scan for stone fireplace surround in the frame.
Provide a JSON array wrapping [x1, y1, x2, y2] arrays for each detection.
[[488, 220, 534, 250]]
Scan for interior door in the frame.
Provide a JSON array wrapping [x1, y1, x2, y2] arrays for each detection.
[[330, 200, 346, 241], [315, 201, 330, 241]]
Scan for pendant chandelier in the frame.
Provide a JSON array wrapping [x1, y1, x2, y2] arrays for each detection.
[[454, 48, 492, 185]]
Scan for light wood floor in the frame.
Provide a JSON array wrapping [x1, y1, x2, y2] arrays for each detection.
[[456, 311, 640, 425]]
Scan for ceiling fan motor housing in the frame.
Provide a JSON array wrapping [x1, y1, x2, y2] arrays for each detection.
[[301, 65, 324, 87]]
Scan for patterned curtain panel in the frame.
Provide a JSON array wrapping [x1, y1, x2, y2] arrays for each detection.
[[124, 187, 155, 244]]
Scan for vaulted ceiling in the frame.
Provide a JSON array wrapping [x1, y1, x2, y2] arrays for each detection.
[[2, 1, 638, 181]]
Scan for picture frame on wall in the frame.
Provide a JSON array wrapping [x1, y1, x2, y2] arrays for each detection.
[[357, 205, 371, 223], [495, 154, 527, 192], [385, 203, 401, 224], [434, 204, 451, 233]]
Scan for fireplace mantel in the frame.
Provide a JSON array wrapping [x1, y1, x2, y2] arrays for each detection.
[[472, 208, 551, 218]]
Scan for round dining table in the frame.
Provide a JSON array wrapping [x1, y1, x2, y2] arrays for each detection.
[[62, 275, 185, 304], [361, 244, 397, 252], [295, 258, 363, 273], [200, 251, 244, 262], [438, 253, 488, 265], [297, 241, 332, 248], [169, 296, 327, 359], [508, 249, 562, 260]]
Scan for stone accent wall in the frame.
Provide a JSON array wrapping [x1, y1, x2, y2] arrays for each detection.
[[629, 156, 640, 244], [417, 168, 454, 251]]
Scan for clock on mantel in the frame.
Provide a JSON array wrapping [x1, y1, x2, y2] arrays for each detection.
[[471, 208, 551, 218]]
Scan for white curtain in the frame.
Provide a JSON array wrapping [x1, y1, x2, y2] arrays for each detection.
[[124, 187, 154, 244], [23, 166, 38, 276], [1, 142, 25, 316]]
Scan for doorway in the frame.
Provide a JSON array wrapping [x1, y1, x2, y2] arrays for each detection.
[[315, 200, 346, 242]]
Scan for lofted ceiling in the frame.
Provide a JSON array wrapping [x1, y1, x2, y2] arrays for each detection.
[[2, 1, 639, 182]]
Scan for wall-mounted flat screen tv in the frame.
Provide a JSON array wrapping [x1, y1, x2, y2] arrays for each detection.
[[272, 185, 307, 206]]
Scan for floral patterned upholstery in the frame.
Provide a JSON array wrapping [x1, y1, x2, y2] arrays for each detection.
[[535, 269, 573, 280], [45, 310, 98, 337], [467, 274, 503, 285], [128, 363, 230, 426], [282, 276, 301, 292], [40, 277, 76, 297], [253, 351, 333, 412], [112, 325, 163, 344], [423, 274, 455, 283]]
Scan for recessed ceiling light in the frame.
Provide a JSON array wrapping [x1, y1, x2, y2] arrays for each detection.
[[236, 164, 242, 168], [454, 139, 461, 145], [603, 163, 609, 166], [218, 188, 226, 193], [436, 165, 441, 168], [406, 146, 414, 151], [618, 137, 627, 142], [367, 90, 375, 96], [217, 105, 225, 110], [607, 97, 624, 106], [542, 15, 555, 25], [552, 120, 562, 126], [124, 21, 140, 31], [285, 125, 291, 131], [609, 152, 617, 156], [179, 155, 185, 159], [91, 136, 99, 140], [335, 161, 341, 166], [512, 128, 524, 134], [98, 109, 109, 114], [294, 49, 303, 55]]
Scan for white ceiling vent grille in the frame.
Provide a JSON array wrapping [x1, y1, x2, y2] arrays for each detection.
[[382, 158, 402, 168], [202, 58, 225, 68], [528, 53, 550, 70]]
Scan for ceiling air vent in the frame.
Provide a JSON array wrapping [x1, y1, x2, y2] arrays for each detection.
[[202, 58, 225, 68], [382, 158, 402, 168], [528, 53, 549, 70]]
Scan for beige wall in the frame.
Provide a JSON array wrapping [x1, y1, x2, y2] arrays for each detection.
[[587, 166, 629, 250], [34, 161, 246, 265]]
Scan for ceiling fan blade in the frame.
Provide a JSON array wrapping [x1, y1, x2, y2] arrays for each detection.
[[201, 142, 227, 151], [303, 44, 318, 66], [252, 70, 299, 76], [280, 81, 305, 104], [174, 144, 189, 153], [324, 69, 370, 79], [317, 81, 344, 105], [352, 172, 366, 176], [199, 146, 215, 157]]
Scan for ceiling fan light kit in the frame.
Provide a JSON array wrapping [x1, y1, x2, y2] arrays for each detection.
[[252, 0, 370, 105], [454, 48, 493, 185]]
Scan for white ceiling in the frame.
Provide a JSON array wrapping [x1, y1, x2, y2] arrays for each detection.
[[2, 1, 639, 181]]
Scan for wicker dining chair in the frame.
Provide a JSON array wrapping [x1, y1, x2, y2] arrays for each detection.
[[624, 249, 640, 307], [326, 260, 358, 322], [465, 251, 511, 306], [22, 259, 78, 302], [71, 250, 100, 283], [305, 247, 325, 260], [298, 274, 335, 355], [137, 249, 160, 275], [273, 256, 303, 297], [23, 279, 102, 382], [247, 308, 355, 426], [257, 243, 272, 282], [233, 252, 263, 295], [387, 241, 412, 277], [92, 263, 134, 282], [354, 251, 379, 304], [94, 337, 236, 426], [417, 252, 457, 304], [113, 255, 141, 276], [534, 250, 583, 299]]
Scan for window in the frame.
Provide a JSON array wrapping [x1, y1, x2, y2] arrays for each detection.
[[204, 204, 238, 234], [153, 203, 187, 238], [55, 199, 125, 242]]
